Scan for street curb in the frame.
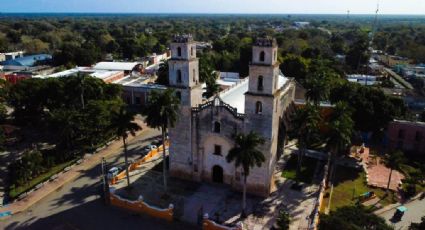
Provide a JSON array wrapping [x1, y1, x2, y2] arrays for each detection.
[[374, 192, 424, 215], [0, 128, 149, 217]]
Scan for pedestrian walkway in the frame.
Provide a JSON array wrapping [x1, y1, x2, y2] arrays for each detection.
[[243, 146, 322, 230], [0, 120, 149, 216]]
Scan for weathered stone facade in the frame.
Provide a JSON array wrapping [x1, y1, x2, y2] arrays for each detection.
[[168, 35, 295, 197]]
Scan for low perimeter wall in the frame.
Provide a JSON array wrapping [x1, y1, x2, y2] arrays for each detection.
[[109, 191, 173, 221], [110, 141, 169, 185], [203, 214, 243, 230]]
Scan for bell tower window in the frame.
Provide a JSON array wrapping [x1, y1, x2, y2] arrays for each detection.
[[260, 51, 265, 62], [177, 70, 182, 83], [193, 69, 196, 83], [177, 47, 182, 57], [255, 101, 263, 114], [257, 76, 264, 91], [191, 47, 194, 56]]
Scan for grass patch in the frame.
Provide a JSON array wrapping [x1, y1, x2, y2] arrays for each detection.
[[322, 166, 397, 212], [9, 159, 78, 199], [282, 154, 318, 184]]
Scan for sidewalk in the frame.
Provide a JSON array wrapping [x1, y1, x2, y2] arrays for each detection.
[[0, 120, 149, 216], [243, 145, 321, 230]]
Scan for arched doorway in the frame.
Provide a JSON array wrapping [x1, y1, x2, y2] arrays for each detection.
[[212, 165, 223, 183]]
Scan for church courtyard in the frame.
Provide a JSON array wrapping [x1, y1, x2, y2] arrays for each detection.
[[111, 145, 325, 230]]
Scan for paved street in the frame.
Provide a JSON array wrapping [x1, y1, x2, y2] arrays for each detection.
[[379, 198, 425, 230], [0, 127, 196, 230]]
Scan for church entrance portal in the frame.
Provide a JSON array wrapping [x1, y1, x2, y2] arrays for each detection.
[[212, 165, 223, 183]]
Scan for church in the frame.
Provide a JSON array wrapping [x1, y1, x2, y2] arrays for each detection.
[[168, 34, 296, 196]]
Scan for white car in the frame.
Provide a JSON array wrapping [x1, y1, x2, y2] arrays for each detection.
[[107, 167, 121, 179], [142, 145, 157, 155]]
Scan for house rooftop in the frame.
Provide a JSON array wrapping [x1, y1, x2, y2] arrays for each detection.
[[93, 62, 139, 71]]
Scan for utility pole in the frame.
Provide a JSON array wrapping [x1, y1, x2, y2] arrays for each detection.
[[101, 157, 110, 204]]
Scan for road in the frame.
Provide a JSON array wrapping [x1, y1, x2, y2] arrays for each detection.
[[0, 128, 197, 230], [379, 198, 425, 230]]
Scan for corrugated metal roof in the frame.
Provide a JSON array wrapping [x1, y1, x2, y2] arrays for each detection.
[[93, 62, 139, 71], [0, 54, 52, 67]]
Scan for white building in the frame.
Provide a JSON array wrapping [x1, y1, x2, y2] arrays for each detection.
[[168, 35, 296, 197]]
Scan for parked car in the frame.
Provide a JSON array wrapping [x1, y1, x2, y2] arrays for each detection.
[[392, 206, 407, 222], [107, 167, 121, 179], [142, 144, 157, 155]]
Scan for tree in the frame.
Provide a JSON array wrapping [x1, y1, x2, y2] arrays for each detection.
[[156, 60, 169, 86], [280, 55, 309, 83], [143, 89, 180, 192], [275, 209, 291, 230], [110, 106, 141, 187], [319, 206, 392, 230], [409, 216, 425, 230], [226, 131, 265, 217], [325, 102, 354, 210], [382, 150, 404, 193], [205, 77, 220, 98], [288, 103, 321, 181], [345, 33, 370, 71]]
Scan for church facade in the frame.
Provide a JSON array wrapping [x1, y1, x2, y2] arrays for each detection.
[[168, 35, 295, 196]]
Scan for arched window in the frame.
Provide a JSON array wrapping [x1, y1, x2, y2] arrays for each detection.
[[214, 121, 221, 133], [257, 75, 264, 91], [177, 47, 182, 57], [259, 51, 265, 62], [274, 50, 277, 61], [255, 101, 262, 114], [193, 69, 196, 83], [191, 47, 194, 56], [176, 91, 181, 101], [177, 70, 182, 83]]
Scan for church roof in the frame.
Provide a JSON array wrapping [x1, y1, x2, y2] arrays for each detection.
[[220, 78, 249, 114], [219, 74, 289, 114]]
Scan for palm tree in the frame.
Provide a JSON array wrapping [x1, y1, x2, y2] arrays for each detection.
[[156, 60, 169, 86], [288, 103, 321, 180], [75, 73, 86, 109], [382, 150, 404, 193], [205, 77, 220, 98], [325, 102, 354, 211], [110, 106, 141, 187], [143, 89, 180, 192], [305, 76, 330, 106], [226, 131, 265, 217]]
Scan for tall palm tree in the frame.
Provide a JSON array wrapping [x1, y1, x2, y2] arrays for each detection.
[[325, 102, 354, 211], [382, 150, 404, 193], [143, 89, 180, 192], [156, 60, 169, 86], [288, 103, 321, 180], [226, 131, 265, 217], [110, 106, 141, 187], [305, 76, 330, 106]]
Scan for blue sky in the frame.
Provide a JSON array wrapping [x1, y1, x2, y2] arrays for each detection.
[[1, 0, 425, 14]]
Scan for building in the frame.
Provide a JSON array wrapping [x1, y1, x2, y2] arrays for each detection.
[[387, 120, 425, 155], [0, 51, 24, 62], [168, 35, 296, 196], [93, 62, 141, 75], [346, 74, 378, 86], [1, 54, 52, 71], [378, 55, 412, 68]]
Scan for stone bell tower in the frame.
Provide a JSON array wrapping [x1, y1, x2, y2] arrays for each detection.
[[168, 34, 202, 179], [244, 37, 280, 195]]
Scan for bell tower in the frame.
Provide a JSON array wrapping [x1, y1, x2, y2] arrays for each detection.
[[245, 37, 280, 140], [168, 34, 202, 179]]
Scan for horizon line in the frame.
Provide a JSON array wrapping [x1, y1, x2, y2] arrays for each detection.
[[1, 12, 425, 16]]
